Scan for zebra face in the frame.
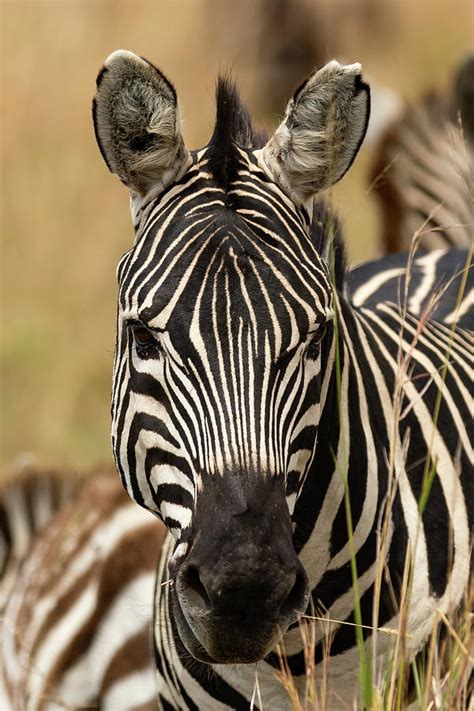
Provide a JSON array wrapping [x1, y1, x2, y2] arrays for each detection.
[[94, 51, 369, 664]]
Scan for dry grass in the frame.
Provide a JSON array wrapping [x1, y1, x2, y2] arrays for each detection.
[[273, 583, 473, 710]]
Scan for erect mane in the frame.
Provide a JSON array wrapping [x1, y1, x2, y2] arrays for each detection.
[[310, 199, 348, 292], [206, 76, 267, 193]]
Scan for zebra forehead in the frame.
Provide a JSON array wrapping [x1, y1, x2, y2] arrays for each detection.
[[120, 198, 333, 325], [126, 238, 331, 330]]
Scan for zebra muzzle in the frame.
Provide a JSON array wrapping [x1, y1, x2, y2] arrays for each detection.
[[171, 474, 310, 664]]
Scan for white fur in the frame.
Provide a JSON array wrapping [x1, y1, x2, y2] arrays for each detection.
[[257, 60, 370, 204]]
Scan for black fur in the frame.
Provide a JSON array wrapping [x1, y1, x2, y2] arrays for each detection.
[[207, 77, 267, 194], [310, 199, 347, 291]]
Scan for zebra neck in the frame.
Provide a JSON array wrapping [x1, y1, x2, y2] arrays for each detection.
[[293, 297, 395, 593]]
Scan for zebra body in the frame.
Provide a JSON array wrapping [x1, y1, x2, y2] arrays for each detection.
[[371, 54, 474, 254], [0, 466, 164, 710], [153, 254, 472, 710], [90, 52, 472, 710], [348, 248, 474, 322]]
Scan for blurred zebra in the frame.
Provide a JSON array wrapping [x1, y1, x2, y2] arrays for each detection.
[[371, 54, 474, 253], [89, 51, 472, 710], [0, 464, 164, 710], [0, 459, 78, 596]]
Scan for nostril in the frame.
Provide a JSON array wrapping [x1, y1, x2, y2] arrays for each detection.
[[182, 565, 211, 611], [280, 567, 309, 619]]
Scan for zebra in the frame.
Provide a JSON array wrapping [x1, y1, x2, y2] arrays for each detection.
[[0, 463, 164, 709], [90, 50, 473, 709], [370, 53, 474, 254]]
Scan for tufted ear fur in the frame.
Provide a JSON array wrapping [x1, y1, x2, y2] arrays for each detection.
[[258, 60, 370, 204], [93, 50, 190, 197]]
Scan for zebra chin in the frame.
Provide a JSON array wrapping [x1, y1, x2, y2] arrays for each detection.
[[168, 472, 310, 664], [171, 590, 295, 664]]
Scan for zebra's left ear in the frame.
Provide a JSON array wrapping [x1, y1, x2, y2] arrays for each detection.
[[93, 50, 191, 198], [258, 61, 370, 204]]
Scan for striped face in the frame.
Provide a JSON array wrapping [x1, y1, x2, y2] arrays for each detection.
[[112, 150, 333, 541], [94, 50, 370, 663]]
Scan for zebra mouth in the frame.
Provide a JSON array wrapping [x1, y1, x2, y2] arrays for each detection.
[[170, 556, 309, 665], [171, 583, 287, 664], [170, 587, 217, 663], [166, 473, 310, 665]]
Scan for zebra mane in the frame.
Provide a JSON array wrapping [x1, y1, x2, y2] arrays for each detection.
[[310, 199, 348, 291], [207, 76, 267, 193]]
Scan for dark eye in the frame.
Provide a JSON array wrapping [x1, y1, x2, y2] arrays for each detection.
[[307, 326, 326, 358], [129, 323, 158, 356]]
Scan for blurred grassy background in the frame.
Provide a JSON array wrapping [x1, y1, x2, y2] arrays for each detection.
[[1, 0, 472, 471]]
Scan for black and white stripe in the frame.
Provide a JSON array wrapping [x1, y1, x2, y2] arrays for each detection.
[[1, 465, 163, 710], [92, 52, 472, 709], [112, 152, 333, 532]]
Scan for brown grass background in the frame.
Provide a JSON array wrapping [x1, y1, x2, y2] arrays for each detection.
[[1, 0, 472, 471]]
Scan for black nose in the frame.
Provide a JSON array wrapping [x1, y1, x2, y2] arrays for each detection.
[[179, 557, 308, 622], [171, 472, 310, 663]]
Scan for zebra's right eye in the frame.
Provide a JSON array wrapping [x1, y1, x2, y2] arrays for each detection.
[[129, 324, 158, 356]]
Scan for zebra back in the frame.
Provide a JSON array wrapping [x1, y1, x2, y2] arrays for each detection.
[[371, 55, 473, 253]]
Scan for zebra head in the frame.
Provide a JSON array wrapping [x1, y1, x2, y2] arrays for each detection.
[[93, 51, 370, 665]]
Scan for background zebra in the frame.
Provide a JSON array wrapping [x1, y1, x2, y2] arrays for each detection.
[[370, 53, 474, 254], [0, 464, 164, 709], [93, 51, 471, 709]]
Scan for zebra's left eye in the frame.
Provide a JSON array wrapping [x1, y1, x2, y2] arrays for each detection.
[[130, 324, 158, 356], [307, 326, 326, 358]]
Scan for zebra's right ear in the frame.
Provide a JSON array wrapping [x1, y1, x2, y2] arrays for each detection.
[[93, 50, 190, 197], [258, 60, 370, 204]]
